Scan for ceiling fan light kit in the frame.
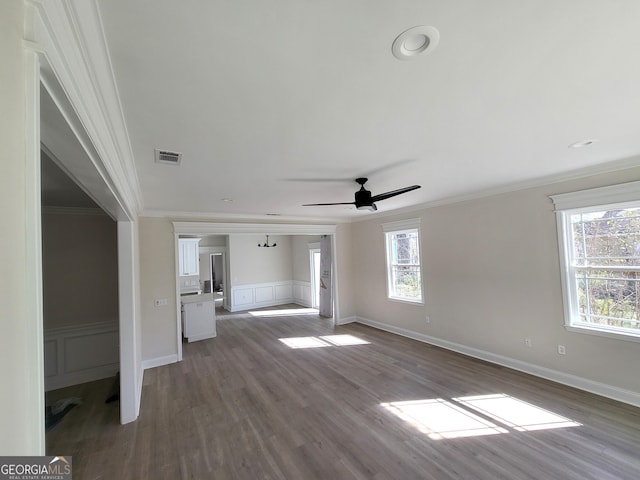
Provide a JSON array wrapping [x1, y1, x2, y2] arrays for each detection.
[[303, 177, 421, 212]]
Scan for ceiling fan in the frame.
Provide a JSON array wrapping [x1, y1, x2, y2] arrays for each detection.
[[303, 178, 421, 212]]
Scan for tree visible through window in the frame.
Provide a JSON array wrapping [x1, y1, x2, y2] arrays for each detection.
[[569, 208, 640, 332], [385, 228, 423, 303]]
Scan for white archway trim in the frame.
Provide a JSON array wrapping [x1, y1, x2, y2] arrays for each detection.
[[173, 222, 336, 235], [172, 222, 339, 361]]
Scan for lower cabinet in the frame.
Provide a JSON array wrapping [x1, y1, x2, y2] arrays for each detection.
[[181, 295, 216, 342]]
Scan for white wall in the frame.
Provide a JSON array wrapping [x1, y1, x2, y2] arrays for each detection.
[[0, 0, 44, 454], [200, 235, 227, 247], [228, 234, 293, 285], [42, 211, 118, 329], [335, 224, 355, 321], [198, 235, 228, 287], [292, 235, 320, 282], [139, 217, 178, 363], [137, 224, 350, 364], [351, 166, 640, 403]]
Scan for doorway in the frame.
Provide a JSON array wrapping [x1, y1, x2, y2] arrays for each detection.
[[210, 252, 227, 311], [40, 75, 140, 426], [310, 248, 321, 309]]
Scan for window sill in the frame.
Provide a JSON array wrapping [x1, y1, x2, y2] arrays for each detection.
[[387, 296, 424, 306], [565, 324, 640, 343]]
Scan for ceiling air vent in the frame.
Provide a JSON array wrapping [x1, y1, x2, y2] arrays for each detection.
[[154, 149, 182, 165]]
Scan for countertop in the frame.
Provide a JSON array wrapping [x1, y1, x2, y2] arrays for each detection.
[[181, 293, 214, 305]]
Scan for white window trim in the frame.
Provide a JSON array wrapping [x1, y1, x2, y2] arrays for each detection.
[[550, 181, 640, 343], [382, 218, 424, 305]]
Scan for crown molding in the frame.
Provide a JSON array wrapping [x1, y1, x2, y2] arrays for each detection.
[[172, 222, 336, 236], [142, 208, 350, 225], [353, 155, 640, 224], [30, 0, 143, 217]]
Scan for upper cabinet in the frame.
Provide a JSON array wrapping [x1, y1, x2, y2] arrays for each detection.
[[179, 238, 201, 276]]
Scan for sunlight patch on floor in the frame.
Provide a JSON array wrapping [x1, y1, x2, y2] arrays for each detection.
[[279, 337, 331, 349], [320, 335, 371, 346], [453, 394, 582, 432], [249, 308, 319, 317], [381, 398, 508, 440], [381, 394, 581, 440], [279, 335, 370, 349]]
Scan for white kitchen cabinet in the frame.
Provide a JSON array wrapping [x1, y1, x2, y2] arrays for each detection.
[[181, 293, 216, 342], [179, 238, 200, 276]]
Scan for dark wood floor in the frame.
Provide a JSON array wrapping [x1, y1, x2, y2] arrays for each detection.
[[47, 305, 640, 479]]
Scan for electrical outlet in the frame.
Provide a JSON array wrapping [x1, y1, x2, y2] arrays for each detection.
[[558, 344, 566, 355], [154, 298, 168, 307], [425, 315, 431, 324], [524, 338, 532, 347]]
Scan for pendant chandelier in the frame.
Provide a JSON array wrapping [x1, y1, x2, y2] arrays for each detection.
[[258, 235, 277, 248]]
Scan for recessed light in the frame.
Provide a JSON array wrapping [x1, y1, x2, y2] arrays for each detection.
[[569, 139, 597, 148], [221, 198, 233, 202], [392, 26, 440, 60]]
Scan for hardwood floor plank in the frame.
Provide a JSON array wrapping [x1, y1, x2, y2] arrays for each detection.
[[47, 305, 640, 479]]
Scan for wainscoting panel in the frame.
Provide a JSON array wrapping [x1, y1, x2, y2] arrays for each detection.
[[44, 321, 119, 391], [232, 287, 254, 307], [44, 340, 58, 377], [293, 281, 312, 307], [275, 283, 293, 301], [229, 281, 296, 312], [255, 286, 274, 304]]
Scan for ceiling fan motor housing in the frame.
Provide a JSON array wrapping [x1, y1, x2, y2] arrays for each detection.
[[355, 187, 373, 207]]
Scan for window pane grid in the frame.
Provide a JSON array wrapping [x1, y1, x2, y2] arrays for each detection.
[[386, 227, 422, 303], [390, 265, 422, 300], [571, 209, 640, 269], [570, 208, 640, 332]]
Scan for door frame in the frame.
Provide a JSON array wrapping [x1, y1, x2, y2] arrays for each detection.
[[31, 1, 143, 429], [309, 245, 321, 309], [173, 222, 338, 361], [200, 246, 228, 309]]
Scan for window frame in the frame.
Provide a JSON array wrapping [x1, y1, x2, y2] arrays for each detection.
[[382, 219, 424, 305], [551, 181, 640, 342]]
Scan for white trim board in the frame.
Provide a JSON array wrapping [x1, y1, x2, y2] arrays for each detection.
[[336, 316, 357, 326], [173, 221, 336, 235], [141, 354, 179, 371], [549, 180, 640, 211], [355, 316, 640, 409]]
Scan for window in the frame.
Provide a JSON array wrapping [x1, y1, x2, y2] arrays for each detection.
[[383, 219, 423, 303], [551, 182, 640, 341]]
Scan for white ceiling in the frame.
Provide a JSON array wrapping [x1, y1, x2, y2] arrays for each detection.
[[93, 0, 640, 220]]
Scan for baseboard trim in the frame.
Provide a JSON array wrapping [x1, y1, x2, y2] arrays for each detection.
[[336, 316, 357, 325], [228, 298, 295, 312], [355, 316, 640, 409], [142, 354, 178, 371], [136, 365, 144, 417]]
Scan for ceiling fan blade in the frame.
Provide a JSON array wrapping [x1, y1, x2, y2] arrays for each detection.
[[302, 202, 355, 206], [370, 185, 421, 202]]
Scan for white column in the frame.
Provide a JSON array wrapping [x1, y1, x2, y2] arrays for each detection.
[[0, 0, 46, 454]]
